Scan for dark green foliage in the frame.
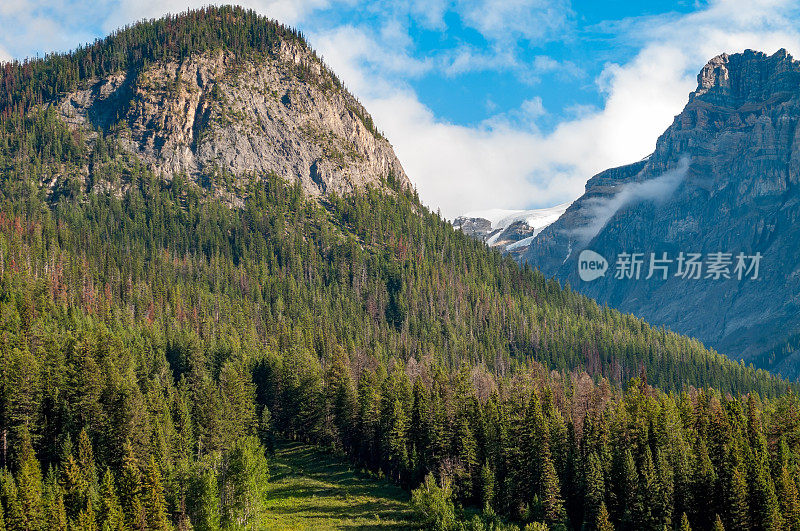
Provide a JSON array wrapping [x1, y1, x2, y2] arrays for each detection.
[[0, 7, 798, 531], [410, 473, 456, 530], [219, 436, 269, 527], [141, 458, 168, 530], [596, 502, 613, 531], [13, 428, 42, 530], [97, 468, 123, 530]]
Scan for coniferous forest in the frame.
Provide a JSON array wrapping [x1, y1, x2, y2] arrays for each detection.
[[1, 6, 800, 531]]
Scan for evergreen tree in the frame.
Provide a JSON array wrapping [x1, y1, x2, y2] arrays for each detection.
[[1, 471, 23, 531], [620, 449, 640, 528], [77, 429, 98, 495], [692, 439, 716, 528], [43, 480, 67, 531], [61, 454, 91, 526], [97, 468, 124, 531], [410, 474, 455, 531], [118, 441, 144, 530], [584, 451, 605, 527], [479, 461, 495, 511], [680, 512, 692, 531], [777, 465, 800, 531], [596, 502, 614, 531], [540, 443, 565, 529], [141, 458, 169, 530], [384, 396, 409, 483], [726, 465, 750, 531], [14, 428, 43, 530]]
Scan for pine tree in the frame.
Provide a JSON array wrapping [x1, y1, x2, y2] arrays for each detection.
[[453, 411, 478, 502], [692, 439, 716, 528], [384, 396, 409, 483], [585, 451, 605, 527], [638, 447, 658, 529], [726, 465, 750, 531], [118, 441, 144, 530], [479, 461, 495, 511], [680, 512, 692, 531], [15, 427, 43, 530], [653, 448, 674, 529], [141, 458, 169, 530], [596, 502, 614, 531], [620, 448, 640, 528], [777, 465, 800, 531], [43, 482, 67, 531], [540, 443, 565, 528], [97, 468, 124, 530], [77, 428, 98, 494], [712, 514, 726, 531], [746, 434, 781, 531], [61, 454, 89, 524], [73, 503, 97, 531], [326, 352, 357, 451], [1, 471, 23, 531]]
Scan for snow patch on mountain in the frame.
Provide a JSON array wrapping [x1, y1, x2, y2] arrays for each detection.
[[453, 202, 571, 252]]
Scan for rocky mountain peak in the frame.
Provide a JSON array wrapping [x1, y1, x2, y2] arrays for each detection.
[[523, 48, 800, 377], [690, 48, 800, 107], [15, 6, 411, 203]]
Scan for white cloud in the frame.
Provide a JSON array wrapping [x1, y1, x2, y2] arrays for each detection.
[[317, 37, 695, 217], [313, 26, 433, 84], [313, 0, 800, 218], [0, 0, 102, 58], [572, 157, 690, 242], [0, 46, 10, 63], [2, 0, 799, 219], [442, 46, 518, 77], [457, 0, 573, 43]]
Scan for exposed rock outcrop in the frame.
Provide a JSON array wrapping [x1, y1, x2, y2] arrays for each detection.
[[55, 41, 410, 199], [524, 49, 800, 377]]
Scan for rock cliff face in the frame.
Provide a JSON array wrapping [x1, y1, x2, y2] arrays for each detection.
[[524, 49, 800, 377], [55, 40, 410, 200]]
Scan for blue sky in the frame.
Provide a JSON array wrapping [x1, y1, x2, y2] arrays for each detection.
[[1, 0, 799, 216]]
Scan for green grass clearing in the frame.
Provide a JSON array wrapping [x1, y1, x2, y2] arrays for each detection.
[[262, 441, 415, 530]]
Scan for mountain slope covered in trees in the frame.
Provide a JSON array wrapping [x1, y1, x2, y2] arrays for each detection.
[[0, 6, 799, 531]]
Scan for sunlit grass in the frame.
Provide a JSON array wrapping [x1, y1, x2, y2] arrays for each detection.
[[262, 441, 414, 529]]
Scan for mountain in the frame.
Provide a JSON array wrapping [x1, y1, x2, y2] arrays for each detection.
[[453, 203, 569, 253], [8, 7, 410, 202], [1, 9, 799, 531], [524, 49, 800, 378]]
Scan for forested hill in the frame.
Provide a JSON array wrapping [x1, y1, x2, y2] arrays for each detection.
[[0, 7, 799, 531]]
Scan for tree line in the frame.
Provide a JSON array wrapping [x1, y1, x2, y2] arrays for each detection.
[[0, 7, 797, 530]]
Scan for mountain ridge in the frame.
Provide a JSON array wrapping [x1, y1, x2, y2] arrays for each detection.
[[1, 9, 799, 531], [523, 48, 800, 377], [2, 5, 410, 202]]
